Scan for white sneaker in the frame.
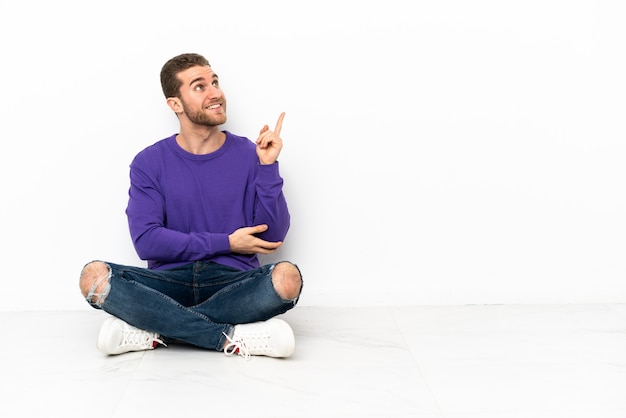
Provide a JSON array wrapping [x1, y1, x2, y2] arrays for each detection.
[[223, 318, 295, 359], [97, 317, 165, 355]]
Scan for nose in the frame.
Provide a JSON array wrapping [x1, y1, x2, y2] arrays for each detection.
[[206, 85, 222, 100]]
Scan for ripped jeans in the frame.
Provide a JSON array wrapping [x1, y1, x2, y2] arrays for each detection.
[[83, 260, 302, 351]]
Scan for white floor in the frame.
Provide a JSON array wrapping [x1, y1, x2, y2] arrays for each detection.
[[1, 304, 625, 417]]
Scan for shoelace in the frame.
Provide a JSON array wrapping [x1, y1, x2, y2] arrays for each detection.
[[223, 332, 251, 360], [123, 326, 166, 349]]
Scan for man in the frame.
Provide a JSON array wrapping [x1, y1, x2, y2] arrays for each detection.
[[79, 53, 302, 359]]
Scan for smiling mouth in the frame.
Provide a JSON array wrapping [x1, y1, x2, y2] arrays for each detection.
[[206, 103, 221, 110]]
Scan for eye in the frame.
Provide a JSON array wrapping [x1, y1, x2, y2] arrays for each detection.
[[212, 80, 219, 87], [194, 84, 205, 91]]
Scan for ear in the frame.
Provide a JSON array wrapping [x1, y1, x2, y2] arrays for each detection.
[[166, 97, 183, 113]]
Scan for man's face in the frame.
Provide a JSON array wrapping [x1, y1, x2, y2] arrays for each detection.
[[177, 65, 227, 126]]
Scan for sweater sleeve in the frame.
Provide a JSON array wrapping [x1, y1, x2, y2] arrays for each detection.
[[126, 163, 232, 264], [254, 162, 291, 242]]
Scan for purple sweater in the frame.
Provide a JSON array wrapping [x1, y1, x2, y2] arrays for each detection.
[[126, 131, 290, 271]]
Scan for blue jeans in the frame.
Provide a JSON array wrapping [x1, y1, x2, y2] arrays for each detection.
[[85, 260, 302, 351]]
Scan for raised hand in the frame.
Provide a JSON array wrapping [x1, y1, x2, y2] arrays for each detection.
[[256, 112, 285, 165]]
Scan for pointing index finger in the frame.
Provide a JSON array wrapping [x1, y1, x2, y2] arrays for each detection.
[[274, 112, 285, 137]]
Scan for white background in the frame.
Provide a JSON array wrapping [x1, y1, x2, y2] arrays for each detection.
[[0, 0, 624, 311]]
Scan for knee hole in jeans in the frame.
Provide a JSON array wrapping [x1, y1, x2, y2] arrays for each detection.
[[79, 261, 112, 307], [271, 261, 302, 301]]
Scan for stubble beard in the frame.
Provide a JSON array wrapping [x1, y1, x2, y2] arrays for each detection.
[[182, 99, 227, 127]]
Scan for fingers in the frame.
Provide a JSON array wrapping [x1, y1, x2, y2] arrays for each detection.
[[254, 240, 283, 254], [274, 112, 285, 137], [229, 224, 283, 254], [256, 124, 270, 149], [258, 112, 285, 138], [256, 114, 284, 163], [250, 224, 269, 234], [248, 224, 282, 253], [245, 225, 283, 254]]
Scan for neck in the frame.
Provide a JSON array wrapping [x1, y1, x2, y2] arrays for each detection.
[[176, 126, 225, 155]]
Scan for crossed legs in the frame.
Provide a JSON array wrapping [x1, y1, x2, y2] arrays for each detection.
[[79, 260, 302, 356]]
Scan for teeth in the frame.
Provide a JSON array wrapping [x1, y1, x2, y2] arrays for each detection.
[[207, 104, 220, 109]]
